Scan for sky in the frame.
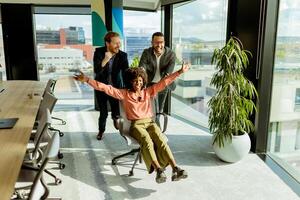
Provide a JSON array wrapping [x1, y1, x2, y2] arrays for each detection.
[[277, 0, 300, 37], [35, 15, 93, 39], [172, 0, 228, 41]]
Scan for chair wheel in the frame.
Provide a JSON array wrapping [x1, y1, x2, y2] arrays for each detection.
[[62, 121, 66, 125], [129, 171, 134, 176], [55, 178, 62, 185], [112, 160, 116, 165], [59, 132, 64, 137], [58, 153, 63, 159], [59, 163, 65, 169]]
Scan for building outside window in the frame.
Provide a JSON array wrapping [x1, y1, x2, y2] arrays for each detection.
[[268, 0, 300, 182], [35, 14, 94, 102], [171, 0, 228, 128], [34, 10, 160, 107], [123, 10, 161, 65]]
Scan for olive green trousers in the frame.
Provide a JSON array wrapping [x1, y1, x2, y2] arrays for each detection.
[[129, 118, 174, 173]]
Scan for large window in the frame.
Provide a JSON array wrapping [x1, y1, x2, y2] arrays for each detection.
[[34, 10, 160, 110], [268, 0, 300, 182], [123, 10, 161, 65], [171, 0, 228, 128], [34, 14, 94, 103]]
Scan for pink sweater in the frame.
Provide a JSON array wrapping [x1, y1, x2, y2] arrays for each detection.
[[87, 71, 181, 120]]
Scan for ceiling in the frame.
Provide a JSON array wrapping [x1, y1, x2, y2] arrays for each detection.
[[0, 0, 162, 11]]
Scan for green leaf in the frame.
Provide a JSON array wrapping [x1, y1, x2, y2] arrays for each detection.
[[209, 37, 258, 147]]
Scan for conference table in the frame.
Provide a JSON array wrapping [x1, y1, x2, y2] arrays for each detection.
[[0, 80, 46, 200]]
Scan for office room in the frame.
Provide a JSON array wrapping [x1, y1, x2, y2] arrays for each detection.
[[0, 0, 299, 199]]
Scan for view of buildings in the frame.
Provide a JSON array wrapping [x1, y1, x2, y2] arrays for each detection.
[[169, 0, 228, 127], [36, 26, 85, 45], [36, 26, 93, 76], [123, 27, 153, 64], [268, 35, 300, 173]]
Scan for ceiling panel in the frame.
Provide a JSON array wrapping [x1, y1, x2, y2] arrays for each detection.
[[0, 0, 161, 11]]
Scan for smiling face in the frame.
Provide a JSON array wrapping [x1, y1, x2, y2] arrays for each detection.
[[152, 35, 165, 55], [131, 76, 144, 92]]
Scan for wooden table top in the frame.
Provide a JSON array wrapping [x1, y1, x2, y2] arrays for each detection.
[[0, 80, 46, 200]]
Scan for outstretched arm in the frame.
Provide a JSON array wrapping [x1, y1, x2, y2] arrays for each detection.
[[147, 63, 189, 97], [74, 71, 124, 100]]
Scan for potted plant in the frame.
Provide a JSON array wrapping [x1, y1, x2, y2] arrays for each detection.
[[208, 37, 258, 162], [130, 55, 140, 68]]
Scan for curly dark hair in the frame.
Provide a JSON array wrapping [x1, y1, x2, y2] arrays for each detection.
[[125, 67, 148, 91]]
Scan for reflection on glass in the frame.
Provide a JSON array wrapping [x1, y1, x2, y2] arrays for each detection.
[[123, 10, 161, 65], [0, 26, 6, 81], [35, 14, 94, 102], [268, 0, 300, 181], [171, 0, 228, 128]]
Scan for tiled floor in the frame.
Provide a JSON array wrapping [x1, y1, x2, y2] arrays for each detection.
[[45, 111, 300, 200]]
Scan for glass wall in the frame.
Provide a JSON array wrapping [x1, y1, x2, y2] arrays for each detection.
[[34, 10, 160, 110], [171, 0, 228, 129], [34, 14, 94, 105], [268, 0, 300, 181], [123, 10, 161, 65]]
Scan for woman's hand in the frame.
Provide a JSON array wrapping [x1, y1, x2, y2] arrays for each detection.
[[73, 71, 89, 83], [179, 62, 190, 74]]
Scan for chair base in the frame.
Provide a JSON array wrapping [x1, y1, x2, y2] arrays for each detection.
[[111, 148, 141, 176], [23, 163, 63, 185], [52, 116, 66, 125], [49, 127, 64, 137]]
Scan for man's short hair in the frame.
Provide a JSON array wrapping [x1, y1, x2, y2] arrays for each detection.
[[104, 31, 120, 43], [152, 32, 164, 41]]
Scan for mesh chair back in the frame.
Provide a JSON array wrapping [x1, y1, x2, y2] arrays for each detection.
[[44, 79, 54, 94], [28, 132, 59, 200], [36, 92, 57, 121], [32, 109, 51, 160]]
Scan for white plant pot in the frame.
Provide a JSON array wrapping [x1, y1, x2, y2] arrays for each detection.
[[212, 133, 251, 163]]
